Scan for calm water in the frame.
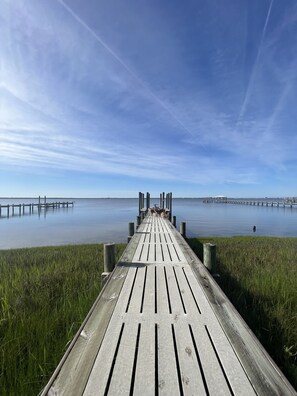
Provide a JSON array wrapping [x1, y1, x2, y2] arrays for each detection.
[[0, 198, 296, 249]]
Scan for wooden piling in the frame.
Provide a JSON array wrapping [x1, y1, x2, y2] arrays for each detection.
[[203, 243, 216, 273], [180, 221, 186, 238], [172, 215, 176, 227], [104, 243, 116, 273], [146, 192, 150, 212], [128, 222, 135, 242]]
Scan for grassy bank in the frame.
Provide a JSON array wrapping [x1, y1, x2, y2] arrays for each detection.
[[0, 244, 126, 395], [188, 236, 297, 389]]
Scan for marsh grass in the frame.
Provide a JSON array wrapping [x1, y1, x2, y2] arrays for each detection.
[[188, 236, 297, 389], [0, 244, 126, 395]]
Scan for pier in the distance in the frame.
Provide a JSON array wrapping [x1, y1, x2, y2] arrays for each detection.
[[41, 191, 295, 396], [0, 196, 74, 218]]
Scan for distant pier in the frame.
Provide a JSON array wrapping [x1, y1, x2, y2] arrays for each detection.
[[203, 197, 297, 209], [0, 196, 74, 218]]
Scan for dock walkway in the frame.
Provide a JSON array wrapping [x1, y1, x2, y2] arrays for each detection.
[[42, 208, 295, 395]]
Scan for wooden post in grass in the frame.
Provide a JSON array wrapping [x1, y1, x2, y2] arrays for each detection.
[[102, 243, 116, 287], [203, 243, 216, 273], [180, 222, 186, 238], [128, 222, 135, 242]]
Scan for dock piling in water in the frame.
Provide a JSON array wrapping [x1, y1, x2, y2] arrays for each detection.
[[180, 221, 186, 237], [0, 198, 74, 219]]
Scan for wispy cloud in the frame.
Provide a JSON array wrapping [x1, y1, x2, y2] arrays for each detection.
[[237, 0, 274, 123]]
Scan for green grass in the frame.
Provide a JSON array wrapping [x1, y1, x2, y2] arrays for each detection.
[[188, 236, 297, 390], [0, 244, 126, 395]]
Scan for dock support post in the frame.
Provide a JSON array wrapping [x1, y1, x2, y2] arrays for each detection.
[[104, 243, 116, 272], [146, 192, 150, 212], [180, 222, 186, 238], [128, 222, 135, 242], [136, 215, 141, 227], [139, 192, 145, 215], [102, 243, 116, 287], [203, 243, 217, 273], [172, 215, 176, 227]]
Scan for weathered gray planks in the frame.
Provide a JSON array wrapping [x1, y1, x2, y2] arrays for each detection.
[[42, 213, 296, 396]]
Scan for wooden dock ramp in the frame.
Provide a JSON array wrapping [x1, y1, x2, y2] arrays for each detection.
[[41, 210, 295, 395]]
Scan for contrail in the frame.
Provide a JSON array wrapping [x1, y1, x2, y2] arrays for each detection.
[[57, 0, 197, 140], [237, 0, 274, 123]]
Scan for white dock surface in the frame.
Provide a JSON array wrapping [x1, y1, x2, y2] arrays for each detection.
[[83, 215, 255, 395]]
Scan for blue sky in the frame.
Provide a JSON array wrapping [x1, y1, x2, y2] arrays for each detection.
[[1, 0, 297, 198]]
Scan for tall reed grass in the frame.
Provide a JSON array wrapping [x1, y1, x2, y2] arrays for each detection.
[[188, 236, 297, 390], [0, 244, 126, 395]]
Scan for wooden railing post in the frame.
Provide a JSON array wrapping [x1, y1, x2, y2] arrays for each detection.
[[128, 222, 135, 242], [203, 243, 216, 273], [146, 192, 150, 212], [102, 243, 116, 287], [180, 222, 186, 238], [172, 216, 176, 227]]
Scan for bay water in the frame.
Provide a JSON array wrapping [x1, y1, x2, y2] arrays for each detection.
[[0, 198, 296, 249]]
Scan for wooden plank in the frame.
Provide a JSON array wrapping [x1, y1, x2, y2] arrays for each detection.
[[173, 266, 202, 316], [127, 264, 147, 313], [204, 325, 256, 394], [133, 320, 156, 395], [82, 321, 124, 395], [157, 321, 180, 394], [142, 264, 156, 314], [155, 233, 164, 262], [141, 233, 151, 262], [164, 265, 185, 315], [174, 321, 208, 395], [107, 321, 139, 395], [156, 265, 170, 314], [160, 232, 171, 262], [133, 233, 145, 262], [148, 236, 156, 262], [189, 322, 232, 396]]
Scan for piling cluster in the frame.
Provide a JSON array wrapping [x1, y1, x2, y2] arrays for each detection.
[[101, 191, 218, 288]]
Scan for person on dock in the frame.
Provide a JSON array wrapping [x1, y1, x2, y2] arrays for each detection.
[[150, 204, 165, 215], [253, 225, 256, 232]]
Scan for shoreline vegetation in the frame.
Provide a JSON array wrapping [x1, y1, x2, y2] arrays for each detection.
[[0, 238, 296, 394]]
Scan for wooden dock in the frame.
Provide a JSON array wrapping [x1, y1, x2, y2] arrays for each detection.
[[204, 198, 297, 208], [41, 192, 295, 395], [0, 198, 74, 218]]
